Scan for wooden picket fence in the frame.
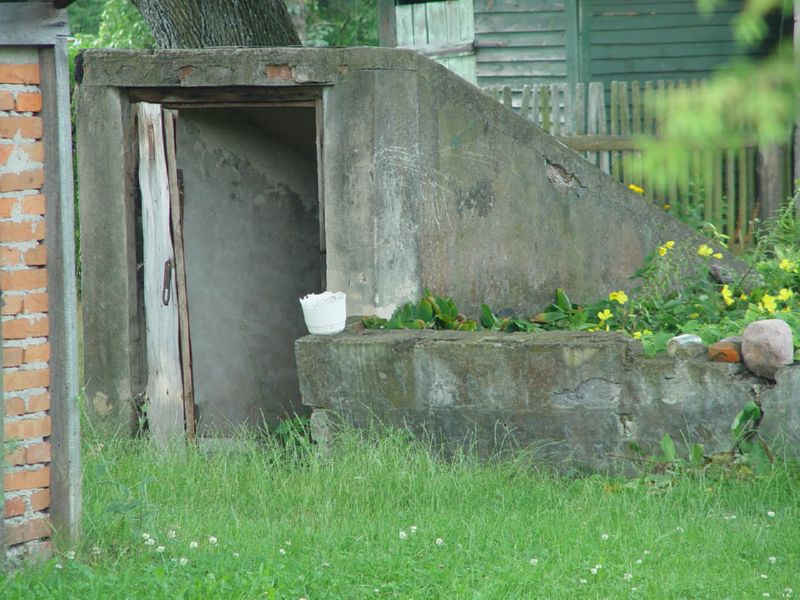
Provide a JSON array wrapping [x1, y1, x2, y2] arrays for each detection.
[[484, 81, 793, 250]]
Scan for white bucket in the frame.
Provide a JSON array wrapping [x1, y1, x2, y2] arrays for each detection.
[[299, 291, 347, 335]]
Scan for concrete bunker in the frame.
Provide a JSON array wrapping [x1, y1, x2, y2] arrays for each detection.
[[78, 47, 730, 438]]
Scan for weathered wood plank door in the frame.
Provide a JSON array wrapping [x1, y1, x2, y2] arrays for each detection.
[[137, 102, 184, 443]]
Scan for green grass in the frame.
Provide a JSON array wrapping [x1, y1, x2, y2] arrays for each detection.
[[2, 427, 799, 599]]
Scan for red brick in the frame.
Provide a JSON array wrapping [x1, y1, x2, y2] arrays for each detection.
[[0, 116, 43, 139], [1, 293, 24, 314], [265, 64, 293, 80], [5, 446, 25, 465], [3, 368, 49, 392], [0, 196, 15, 217], [5, 396, 26, 416], [709, 340, 743, 363], [0, 245, 21, 266], [15, 92, 42, 113], [0, 90, 13, 110], [22, 244, 46, 266], [4, 496, 25, 518], [30, 488, 50, 511], [0, 64, 40, 84], [27, 393, 49, 412], [23, 343, 50, 363], [5, 416, 51, 440], [4, 467, 50, 492], [23, 292, 48, 313], [18, 142, 44, 163], [0, 169, 44, 192], [20, 194, 45, 215], [4, 517, 51, 546], [3, 316, 48, 339], [0, 144, 12, 166], [0, 268, 46, 291], [26, 442, 51, 464], [3, 346, 24, 367], [0, 219, 45, 241]]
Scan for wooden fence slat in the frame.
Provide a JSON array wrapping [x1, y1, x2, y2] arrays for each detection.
[[502, 85, 512, 109], [610, 81, 620, 180], [520, 84, 532, 120], [541, 85, 552, 135], [619, 82, 630, 183], [725, 149, 736, 240], [412, 3, 428, 46], [562, 83, 573, 136], [574, 82, 585, 136], [531, 84, 541, 130], [587, 82, 602, 169]]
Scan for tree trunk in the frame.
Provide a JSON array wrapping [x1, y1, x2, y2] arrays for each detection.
[[130, 0, 300, 48]]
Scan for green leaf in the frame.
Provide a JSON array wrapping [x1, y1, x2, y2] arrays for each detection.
[[690, 443, 705, 467], [479, 304, 497, 329], [415, 299, 434, 323], [731, 400, 761, 446], [660, 433, 676, 463], [555, 288, 572, 313]]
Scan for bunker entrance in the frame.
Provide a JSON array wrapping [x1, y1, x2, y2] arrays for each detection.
[[135, 100, 323, 440]]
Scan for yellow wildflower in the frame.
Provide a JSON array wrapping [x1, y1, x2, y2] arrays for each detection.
[[778, 288, 794, 302], [739, 293, 748, 301], [713, 253, 723, 260], [697, 245, 714, 257], [633, 331, 642, 339], [690, 312, 699, 319], [779, 258, 795, 272], [760, 294, 777, 313], [628, 184, 644, 194], [663, 204, 670, 210], [658, 246, 668, 256], [720, 285, 734, 307], [609, 290, 628, 305], [597, 309, 613, 322], [665, 241, 675, 249], [632, 329, 652, 340]]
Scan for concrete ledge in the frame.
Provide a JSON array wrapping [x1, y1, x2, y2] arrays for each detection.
[[296, 329, 799, 473]]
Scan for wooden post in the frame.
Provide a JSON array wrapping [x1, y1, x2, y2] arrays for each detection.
[[757, 144, 786, 221], [378, 0, 397, 47]]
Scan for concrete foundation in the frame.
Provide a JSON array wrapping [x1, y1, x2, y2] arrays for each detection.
[[296, 329, 800, 473]]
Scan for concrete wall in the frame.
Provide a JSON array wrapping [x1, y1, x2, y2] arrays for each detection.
[[296, 330, 800, 473], [76, 47, 739, 432], [177, 108, 320, 433]]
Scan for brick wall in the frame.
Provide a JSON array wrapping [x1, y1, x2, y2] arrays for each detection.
[[1, 53, 52, 559]]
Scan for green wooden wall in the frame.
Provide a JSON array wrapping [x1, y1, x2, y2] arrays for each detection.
[[581, 0, 744, 84], [473, 0, 576, 89]]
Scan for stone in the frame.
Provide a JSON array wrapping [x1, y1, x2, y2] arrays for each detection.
[[666, 334, 706, 359], [708, 337, 743, 363], [742, 320, 794, 380]]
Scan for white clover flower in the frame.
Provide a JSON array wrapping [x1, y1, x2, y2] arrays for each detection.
[[233, 552, 240, 558], [410, 526, 417, 534], [189, 541, 198, 549], [208, 536, 218, 545], [66, 550, 75, 560], [142, 533, 151, 540], [590, 568, 598, 575], [635, 559, 643, 565], [167, 530, 176, 539], [643, 550, 651, 555], [399, 530, 408, 540], [156, 546, 165, 553], [767, 510, 776, 518], [601, 533, 609, 540], [624, 573, 633, 581], [764, 594, 770, 598], [179, 557, 188, 566], [435, 538, 444, 546], [91, 546, 101, 556], [144, 538, 155, 546], [55, 563, 63, 570], [675, 526, 685, 533], [322, 561, 330, 567], [529, 558, 539, 566], [579, 578, 587, 584], [595, 564, 602, 570], [279, 548, 286, 555], [284, 540, 291, 546], [761, 574, 769, 579], [784, 587, 793, 597], [769, 556, 777, 564]]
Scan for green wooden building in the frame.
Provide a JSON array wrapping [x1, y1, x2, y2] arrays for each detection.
[[379, 0, 769, 88]]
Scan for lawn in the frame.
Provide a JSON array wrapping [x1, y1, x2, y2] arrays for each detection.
[[2, 427, 798, 599]]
